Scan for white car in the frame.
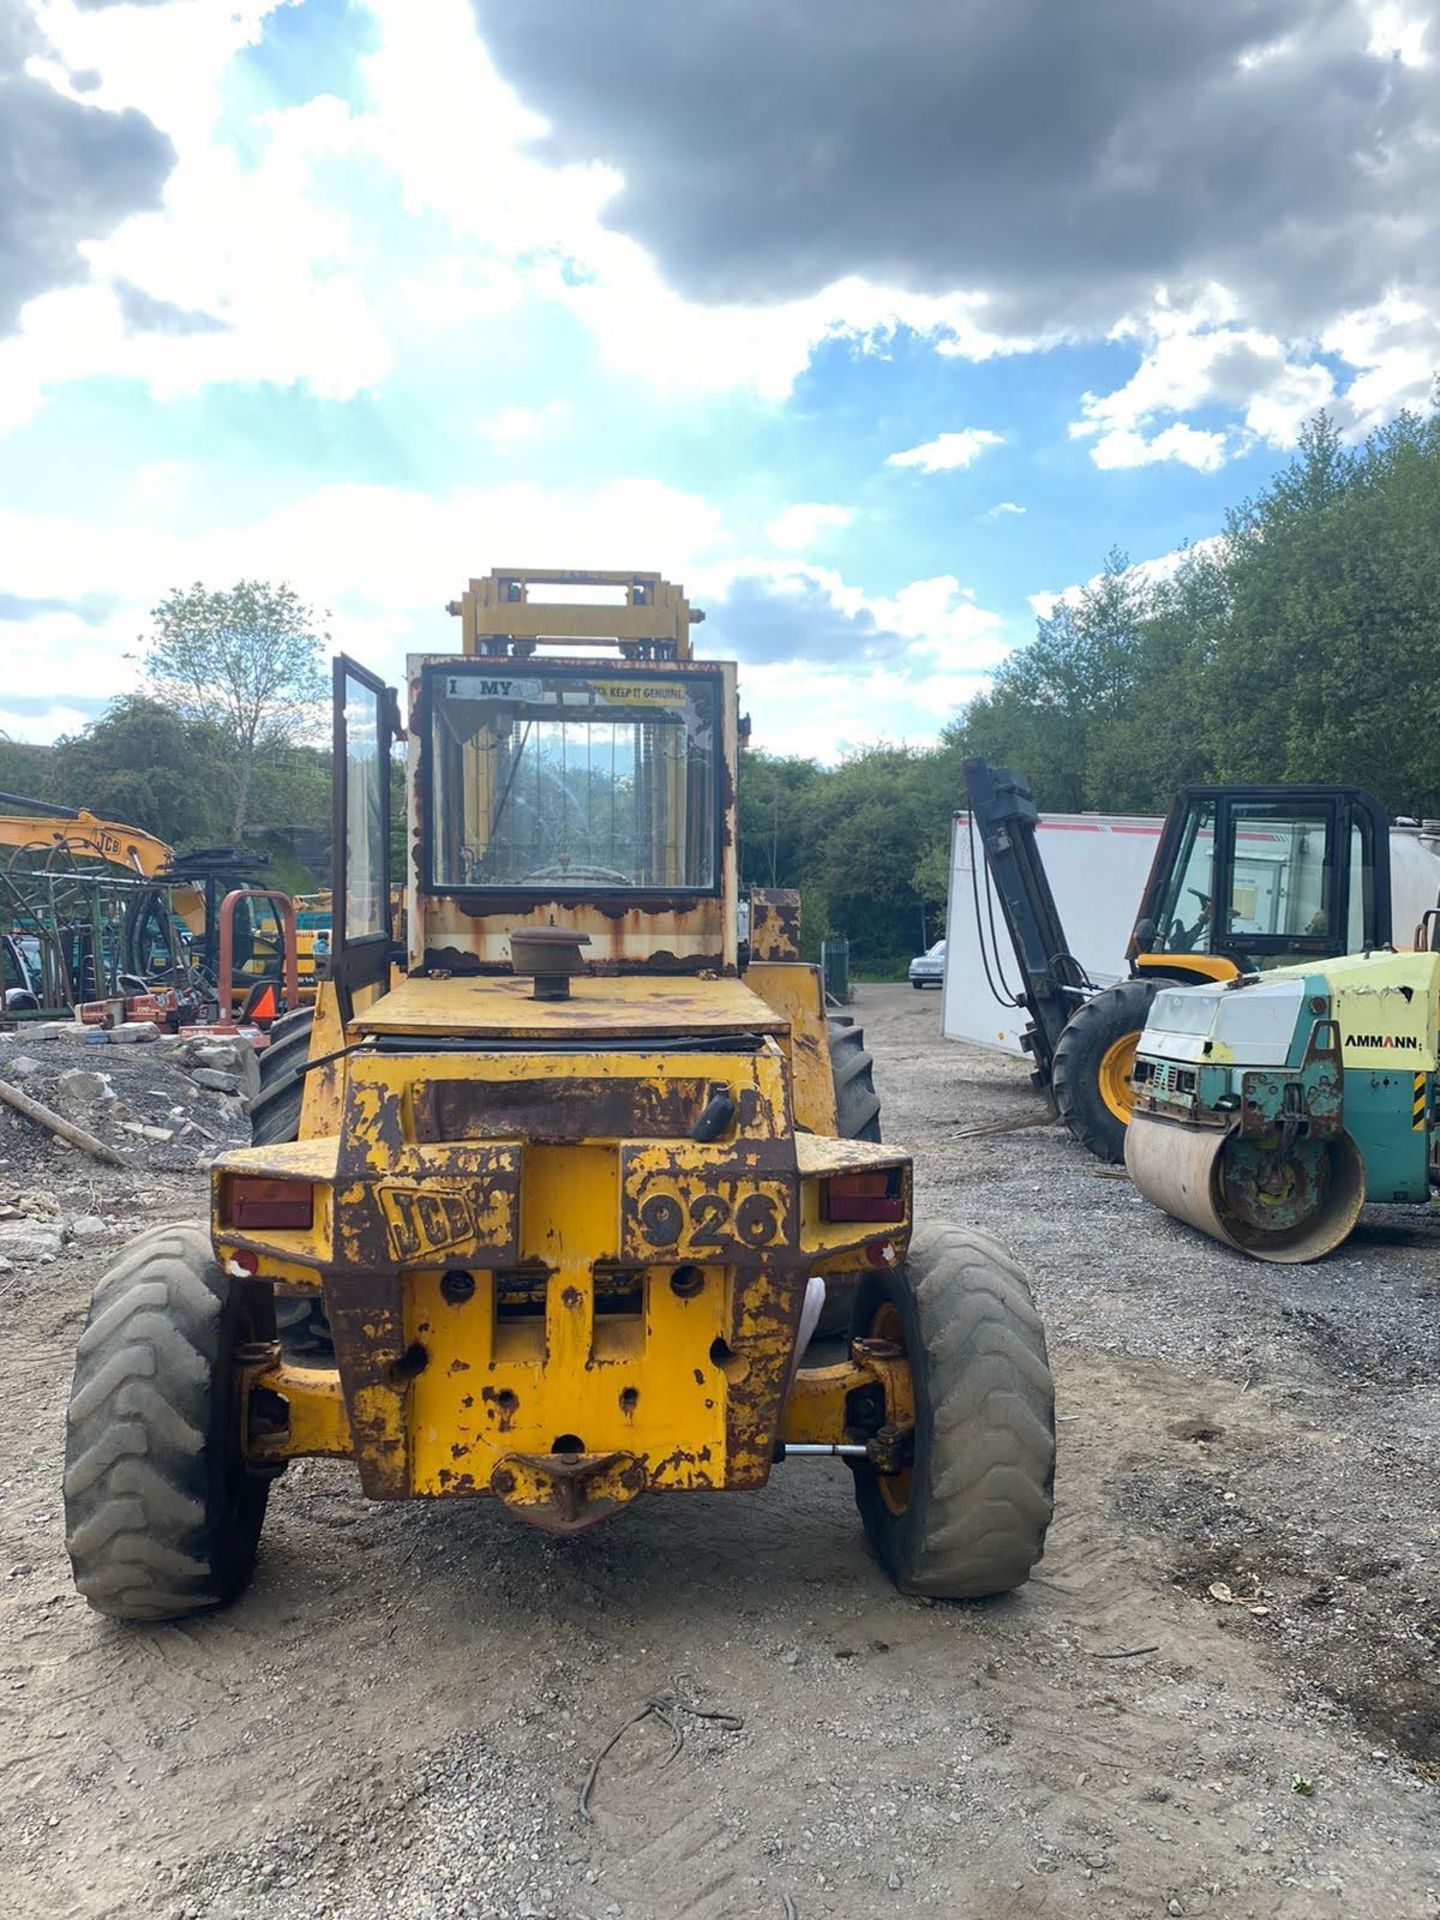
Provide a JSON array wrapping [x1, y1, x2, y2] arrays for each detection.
[[908, 938, 946, 989]]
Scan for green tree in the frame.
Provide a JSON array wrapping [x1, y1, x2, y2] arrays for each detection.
[[45, 695, 231, 846], [743, 392, 1440, 973], [138, 580, 329, 840], [736, 748, 821, 888], [0, 733, 51, 799], [1204, 408, 1440, 813], [790, 745, 942, 972]]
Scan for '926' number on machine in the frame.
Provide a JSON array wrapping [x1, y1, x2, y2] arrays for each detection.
[[637, 1186, 784, 1252]]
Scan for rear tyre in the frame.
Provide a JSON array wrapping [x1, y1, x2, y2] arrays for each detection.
[[851, 1224, 1054, 1598], [1051, 979, 1159, 1165], [64, 1224, 271, 1621], [829, 1021, 881, 1143], [248, 1005, 314, 1146], [815, 1020, 885, 1339]]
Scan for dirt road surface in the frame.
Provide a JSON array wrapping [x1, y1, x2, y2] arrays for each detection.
[[2, 985, 1436, 1919]]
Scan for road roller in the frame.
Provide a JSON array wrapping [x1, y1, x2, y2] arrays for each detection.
[[1125, 949, 1439, 1261]]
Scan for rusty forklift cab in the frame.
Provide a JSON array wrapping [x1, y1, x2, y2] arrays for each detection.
[[63, 569, 1056, 1620]]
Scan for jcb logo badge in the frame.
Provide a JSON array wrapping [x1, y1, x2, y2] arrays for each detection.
[[379, 1184, 476, 1260]]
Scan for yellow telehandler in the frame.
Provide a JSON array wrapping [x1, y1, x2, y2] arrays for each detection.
[[62, 570, 1054, 1617]]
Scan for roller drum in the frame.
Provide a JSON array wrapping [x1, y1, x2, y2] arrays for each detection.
[[1125, 1112, 1366, 1263]]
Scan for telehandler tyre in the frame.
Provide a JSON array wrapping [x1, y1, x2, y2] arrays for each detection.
[[249, 1004, 315, 1146], [850, 1224, 1054, 1598], [64, 1224, 271, 1621], [1051, 979, 1159, 1165], [829, 1019, 881, 1143], [814, 1020, 884, 1339]]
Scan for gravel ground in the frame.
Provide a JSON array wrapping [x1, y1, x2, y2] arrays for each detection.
[[0, 983, 1435, 1920]]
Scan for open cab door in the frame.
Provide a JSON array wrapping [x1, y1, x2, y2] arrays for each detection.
[[330, 655, 399, 1020]]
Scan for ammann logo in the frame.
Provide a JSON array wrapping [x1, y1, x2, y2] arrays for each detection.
[[1347, 1032, 1420, 1050]]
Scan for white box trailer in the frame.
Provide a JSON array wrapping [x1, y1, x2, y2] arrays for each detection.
[[943, 809, 1440, 1058]]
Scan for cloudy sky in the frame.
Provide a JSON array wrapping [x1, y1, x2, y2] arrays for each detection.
[[1, 0, 1435, 760]]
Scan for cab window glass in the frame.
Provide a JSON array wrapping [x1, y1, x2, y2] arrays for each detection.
[[1156, 802, 1215, 952], [430, 669, 719, 892], [1226, 803, 1334, 939], [1348, 814, 1375, 950]]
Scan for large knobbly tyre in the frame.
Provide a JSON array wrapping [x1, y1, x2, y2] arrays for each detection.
[[851, 1224, 1054, 1599], [249, 1005, 315, 1146], [1051, 979, 1159, 1165], [813, 1019, 885, 1340], [64, 1223, 271, 1622], [829, 1020, 882, 1143]]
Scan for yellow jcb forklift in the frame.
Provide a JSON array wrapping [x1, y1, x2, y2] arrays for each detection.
[[63, 571, 1054, 1618]]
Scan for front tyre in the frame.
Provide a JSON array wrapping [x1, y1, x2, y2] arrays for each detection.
[[1051, 979, 1159, 1164], [851, 1224, 1054, 1598], [828, 1020, 881, 1143], [64, 1223, 272, 1621], [249, 1005, 315, 1147]]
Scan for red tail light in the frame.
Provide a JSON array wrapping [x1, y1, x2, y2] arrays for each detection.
[[824, 1170, 905, 1224], [225, 1176, 314, 1230]]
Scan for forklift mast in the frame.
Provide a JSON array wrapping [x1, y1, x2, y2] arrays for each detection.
[[961, 758, 1091, 1085]]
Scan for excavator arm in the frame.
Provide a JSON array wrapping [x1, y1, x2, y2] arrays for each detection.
[[0, 793, 178, 877]]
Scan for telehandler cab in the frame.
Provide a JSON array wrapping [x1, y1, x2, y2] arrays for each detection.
[[63, 570, 1054, 1620]]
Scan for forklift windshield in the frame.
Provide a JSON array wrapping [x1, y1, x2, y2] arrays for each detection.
[[427, 665, 720, 892]]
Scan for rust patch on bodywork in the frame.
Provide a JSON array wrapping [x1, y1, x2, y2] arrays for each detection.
[[748, 890, 801, 962], [323, 1272, 412, 1499], [413, 1075, 717, 1143]]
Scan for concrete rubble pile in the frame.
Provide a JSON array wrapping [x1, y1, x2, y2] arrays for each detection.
[[0, 1022, 260, 1263]]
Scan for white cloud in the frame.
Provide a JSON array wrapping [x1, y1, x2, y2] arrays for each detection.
[[471, 402, 570, 452], [1322, 292, 1440, 433], [0, 704, 96, 745], [694, 557, 1005, 657], [1029, 534, 1226, 621], [739, 655, 996, 761], [982, 500, 1026, 519], [0, 481, 1013, 762], [4, 0, 1436, 450], [764, 503, 855, 550], [0, 476, 730, 728], [1068, 287, 1341, 470], [1361, 0, 1433, 64], [886, 429, 1004, 474], [0, 0, 1062, 427], [0, 76, 389, 431], [869, 575, 1001, 655], [1085, 422, 1231, 473], [1067, 275, 1440, 468]]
